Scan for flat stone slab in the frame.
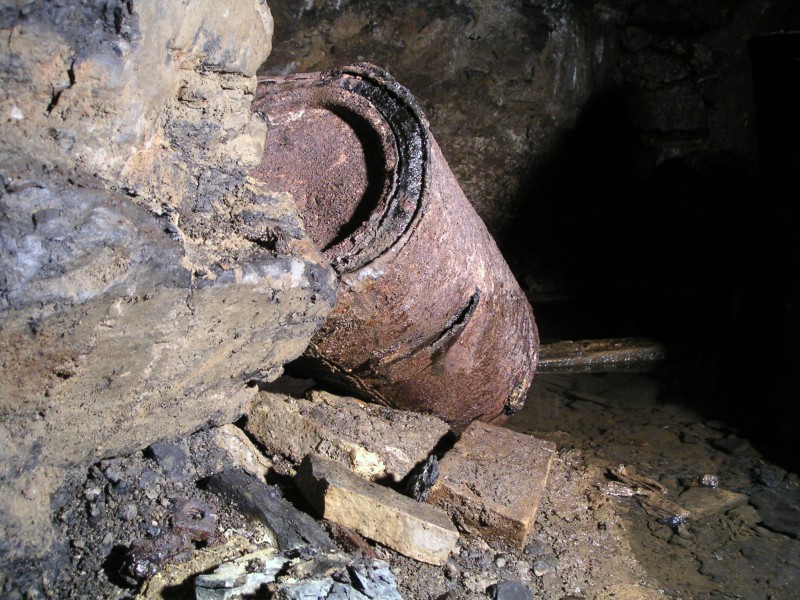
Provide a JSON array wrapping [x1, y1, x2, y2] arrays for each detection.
[[428, 421, 556, 549], [246, 390, 450, 482], [679, 486, 748, 519], [296, 454, 459, 565]]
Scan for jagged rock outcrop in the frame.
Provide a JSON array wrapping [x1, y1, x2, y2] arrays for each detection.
[[0, 0, 336, 559]]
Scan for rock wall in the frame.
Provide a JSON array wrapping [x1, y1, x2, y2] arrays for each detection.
[[0, 0, 337, 559], [264, 0, 797, 247]]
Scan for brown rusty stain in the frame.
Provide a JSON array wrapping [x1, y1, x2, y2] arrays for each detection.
[[251, 63, 538, 431]]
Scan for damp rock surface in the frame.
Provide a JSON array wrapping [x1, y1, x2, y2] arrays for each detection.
[[0, 0, 336, 563]]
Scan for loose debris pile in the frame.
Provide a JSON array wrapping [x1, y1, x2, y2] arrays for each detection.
[[12, 373, 800, 599], [194, 548, 404, 600], [25, 380, 555, 599]]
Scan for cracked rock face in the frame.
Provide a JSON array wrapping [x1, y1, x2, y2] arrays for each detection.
[[0, 0, 336, 560]]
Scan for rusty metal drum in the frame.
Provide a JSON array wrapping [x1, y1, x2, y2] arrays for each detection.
[[251, 63, 538, 430]]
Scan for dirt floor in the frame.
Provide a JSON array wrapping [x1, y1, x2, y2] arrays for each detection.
[[5, 369, 799, 599], [507, 372, 800, 599]]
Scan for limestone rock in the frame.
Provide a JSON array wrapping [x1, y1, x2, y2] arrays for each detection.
[[297, 454, 459, 565], [1, 0, 273, 185], [0, 0, 337, 561], [428, 422, 556, 549], [246, 390, 450, 482]]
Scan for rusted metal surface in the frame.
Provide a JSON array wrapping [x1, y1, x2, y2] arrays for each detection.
[[251, 63, 538, 430]]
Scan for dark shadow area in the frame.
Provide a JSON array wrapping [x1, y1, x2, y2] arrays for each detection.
[[504, 77, 800, 471], [102, 544, 138, 589]]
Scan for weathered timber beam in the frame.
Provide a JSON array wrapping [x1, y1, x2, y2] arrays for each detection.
[[537, 338, 666, 373]]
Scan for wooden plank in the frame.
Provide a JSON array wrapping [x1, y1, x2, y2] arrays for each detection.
[[538, 338, 666, 373]]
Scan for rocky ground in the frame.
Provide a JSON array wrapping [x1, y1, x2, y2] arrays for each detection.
[[5, 370, 799, 599]]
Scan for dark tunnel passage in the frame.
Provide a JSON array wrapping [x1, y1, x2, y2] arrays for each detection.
[[505, 35, 800, 471]]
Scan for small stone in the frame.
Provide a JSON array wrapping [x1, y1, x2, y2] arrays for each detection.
[[83, 486, 102, 501], [147, 443, 188, 478], [89, 501, 106, 522], [101, 532, 114, 549], [495, 556, 507, 568], [727, 505, 761, 526], [463, 571, 495, 593], [120, 502, 138, 521], [700, 474, 719, 488], [137, 469, 160, 491], [108, 480, 131, 501], [514, 560, 531, 578], [404, 455, 439, 502], [533, 555, 557, 577], [349, 560, 403, 600], [676, 523, 692, 538], [524, 539, 546, 556], [102, 463, 124, 484], [490, 580, 533, 600]]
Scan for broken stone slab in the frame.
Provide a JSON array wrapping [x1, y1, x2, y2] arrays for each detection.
[[195, 548, 286, 600], [296, 454, 459, 565], [678, 487, 748, 519], [246, 390, 451, 483], [428, 421, 556, 549], [211, 424, 272, 480], [195, 548, 404, 600], [206, 468, 336, 553]]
